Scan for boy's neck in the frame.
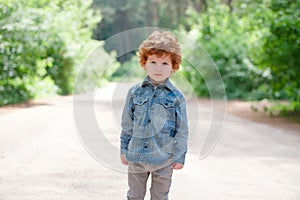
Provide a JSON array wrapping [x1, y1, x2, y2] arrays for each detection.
[[148, 77, 167, 87]]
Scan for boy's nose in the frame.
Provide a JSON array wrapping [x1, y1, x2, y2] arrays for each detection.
[[156, 64, 164, 71], [154, 65, 162, 72]]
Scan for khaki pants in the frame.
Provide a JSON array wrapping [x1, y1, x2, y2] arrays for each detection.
[[127, 160, 173, 200]]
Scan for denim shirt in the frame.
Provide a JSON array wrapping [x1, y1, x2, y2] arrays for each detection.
[[120, 76, 189, 165]]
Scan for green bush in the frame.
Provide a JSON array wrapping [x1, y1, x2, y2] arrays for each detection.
[[235, 0, 300, 114], [181, 4, 268, 100], [249, 0, 300, 101], [0, 0, 101, 106]]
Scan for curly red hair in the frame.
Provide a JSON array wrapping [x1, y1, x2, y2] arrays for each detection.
[[138, 31, 182, 71]]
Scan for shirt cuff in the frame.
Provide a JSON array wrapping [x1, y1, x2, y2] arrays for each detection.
[[174, 153, 186, 164], [120, 149, 127, 155]]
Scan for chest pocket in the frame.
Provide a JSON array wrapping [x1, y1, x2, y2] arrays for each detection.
[[133, 96, 148, 119], [159, 98, 176, 122]]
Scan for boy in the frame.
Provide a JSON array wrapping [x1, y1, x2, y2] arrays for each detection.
[[120, 31, 189, 200]]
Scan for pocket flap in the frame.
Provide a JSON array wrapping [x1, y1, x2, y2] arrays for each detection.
[[133, 96, 148, 105], [160, 99, 175, 108]]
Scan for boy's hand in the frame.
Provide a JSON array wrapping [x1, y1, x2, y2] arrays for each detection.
[[120, 154, 128, 165], [172, 162, 184, 170]]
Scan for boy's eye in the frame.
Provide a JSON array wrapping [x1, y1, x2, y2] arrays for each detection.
[[151, 61, 156, 64], [162, 62, 169, 65]]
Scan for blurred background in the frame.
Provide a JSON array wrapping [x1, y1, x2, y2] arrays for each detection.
[[1, 1, 300, 199], [0, 0, 299, 118]]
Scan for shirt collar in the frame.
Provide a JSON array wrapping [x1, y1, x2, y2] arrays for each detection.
[[141, 76, 174, 91]]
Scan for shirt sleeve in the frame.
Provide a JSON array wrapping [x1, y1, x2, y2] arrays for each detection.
[[120, 87, 134, 155], [174, 96, 189, 164]]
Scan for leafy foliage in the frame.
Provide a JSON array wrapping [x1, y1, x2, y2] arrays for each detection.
[[0, 0, 101, 106], [232, 0, 300, 114], [94, 0, 299, 114], [1, 0, 299, 115], [181, 4, 269, 100], [249, 0, 300, 101]]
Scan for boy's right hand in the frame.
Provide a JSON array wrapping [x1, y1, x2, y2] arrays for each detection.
[[120, 154, 128, 165]]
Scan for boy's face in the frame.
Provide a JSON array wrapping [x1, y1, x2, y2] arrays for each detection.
[[144, 54, 173, 84]]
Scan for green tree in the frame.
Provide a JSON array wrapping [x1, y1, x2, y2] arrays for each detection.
[[249, 0, 300, 101], [181, 3, 268, 99], [0, 0, 101, 106], [232, 0, 300, 113]]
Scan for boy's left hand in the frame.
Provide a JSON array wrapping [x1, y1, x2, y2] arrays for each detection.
[[172, 162, 184, 170]]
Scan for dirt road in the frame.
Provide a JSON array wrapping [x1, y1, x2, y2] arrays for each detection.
[[0, 83, 300, 200]]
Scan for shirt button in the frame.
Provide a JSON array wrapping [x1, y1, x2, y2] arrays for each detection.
[[148, 119, 151, 123], [153, 94, 157, 98]]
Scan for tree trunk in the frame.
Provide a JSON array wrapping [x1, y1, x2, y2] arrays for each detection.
[[200, 0, 207, 12], [223, 0, 233, 12], [193, 0, 207, 12], [152, 0, 159, 26]]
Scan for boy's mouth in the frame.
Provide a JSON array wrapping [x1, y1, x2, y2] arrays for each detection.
[[154, 74, 162, 76]]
